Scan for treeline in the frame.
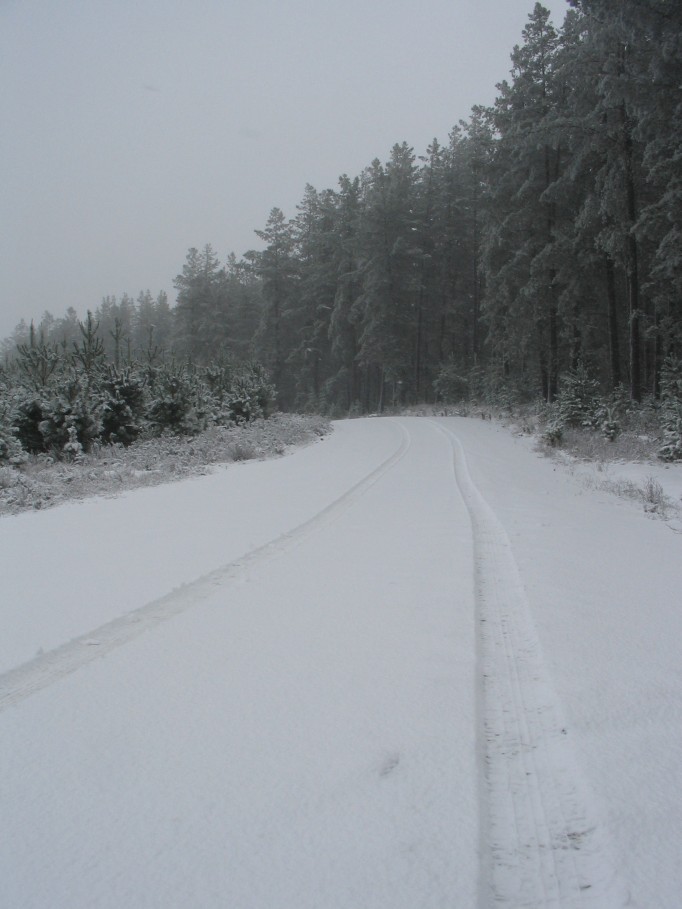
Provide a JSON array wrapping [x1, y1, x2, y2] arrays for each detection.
[[3, 1, 682, 424], [2, 291, 176, 369], [0, 310, 275, 463]]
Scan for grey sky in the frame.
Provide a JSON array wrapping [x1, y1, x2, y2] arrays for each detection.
[[1, 0, 566, 339]]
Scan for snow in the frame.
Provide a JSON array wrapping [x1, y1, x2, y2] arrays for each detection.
[[1, 416, 681, 907]]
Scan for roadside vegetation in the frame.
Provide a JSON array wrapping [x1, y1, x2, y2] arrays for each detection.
[[4, 2, 681, 422], [2, 2, 680, 511], [0, 412, 329, 516], [0, 315, 329, 515]]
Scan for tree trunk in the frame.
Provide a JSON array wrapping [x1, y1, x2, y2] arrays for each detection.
[[605, 255, 622, 389], [544, 144, 559, 403], [472, 174, 481, 364], [548, 289, 559, 403], [377, 365, 385, 413], [622, 104, 642, 402], [415, 290, 423, 399], [653, 310, 663, 399]]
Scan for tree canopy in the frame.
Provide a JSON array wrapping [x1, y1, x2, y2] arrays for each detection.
[[3, 1, 681, 418]]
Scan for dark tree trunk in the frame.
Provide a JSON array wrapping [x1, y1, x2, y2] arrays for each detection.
[[544, 144, 560, 403], [415, 290, 423, 399], [622, 104, 642, 402], [605, 255, 622, 389], [472, 175, 481, 363], [547, 304, 558, 402]]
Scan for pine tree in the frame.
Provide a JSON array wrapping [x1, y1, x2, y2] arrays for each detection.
[[71, 311, 106, 379], [328, 175, 363, 410], [173, 244, 228, 362], [355, 143, 422, 409], [15, 323, 63, 391], [658, 356, 682, 461], [224, 254, 262, 360], [289, 185, 338, 409], [250, 209, 299, 407], [483, 3, 564, 402]]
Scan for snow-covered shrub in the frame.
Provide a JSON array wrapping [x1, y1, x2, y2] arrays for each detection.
[[225, 363, 275, 423], [434, 358, 468, 403], [658, 356, 682, 461], [62, 425, 84, 462], [185, 377, 219, 434], [145, 366, 195, 434], [225, 377, 258, 424], [540, 415, 564, 447], [0, 420, 26, 465], [228, 440, 258, 460], [599, 403, 621, 441], [0, 429, 23, 464], [639, 476, 668, 514], [0, 465, 17, 489], [70, 311, 106, 377], [15, 336, 63, 391], [98, 366, 147, 446], [146, 365, 227, 435], [200, 364, 233, 399], [594, 385, 629, 442], [38, 372, 102, 454], [556, 363, 601, 429], [13, 393, 49, 454], [0, 413, 331, 516], [0, 383, 26, 464]]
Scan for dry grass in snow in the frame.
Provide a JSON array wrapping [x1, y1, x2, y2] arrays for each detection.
[[0, 413, 330, 516]]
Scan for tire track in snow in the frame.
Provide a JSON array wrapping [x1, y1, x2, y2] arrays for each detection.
[[0, 422, 411, 712], [432, 421, 631, 909]]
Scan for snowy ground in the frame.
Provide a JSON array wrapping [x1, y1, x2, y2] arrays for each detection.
[[0, 413, 330, 516], [1, 417, 680, 908]]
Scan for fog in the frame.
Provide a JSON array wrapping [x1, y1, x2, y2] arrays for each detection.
[[1, 0, 565, 338]]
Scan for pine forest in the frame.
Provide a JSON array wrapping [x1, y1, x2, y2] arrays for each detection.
[[2, 1, 681, 463]]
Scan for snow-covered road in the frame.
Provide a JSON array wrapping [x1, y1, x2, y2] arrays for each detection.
[[1, 417, 681, 908]]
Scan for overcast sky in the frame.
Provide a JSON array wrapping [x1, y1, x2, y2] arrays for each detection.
[[1, 0, 566, 339]]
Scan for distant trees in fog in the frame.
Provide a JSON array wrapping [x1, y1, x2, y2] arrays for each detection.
[[3, 1, 681, 421]]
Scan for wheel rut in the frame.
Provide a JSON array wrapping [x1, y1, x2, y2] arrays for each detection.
[[433, 421, 631, 908], [0, 423, 410, 712]]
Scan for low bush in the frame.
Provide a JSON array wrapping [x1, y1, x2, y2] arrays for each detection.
[[658, 357, 682, 461], [0, 413, 330, 515]]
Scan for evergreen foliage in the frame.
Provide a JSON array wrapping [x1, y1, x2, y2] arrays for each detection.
[[35, 371, 102, 455], [0, 379, 26, 465], [99, 367, 147, 446], [0, 311, 276, 460], [2, 1, 680, 442], [433, 359, 469, 404], [658, 357, 682, 461], [556, 364, 601, 429]]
